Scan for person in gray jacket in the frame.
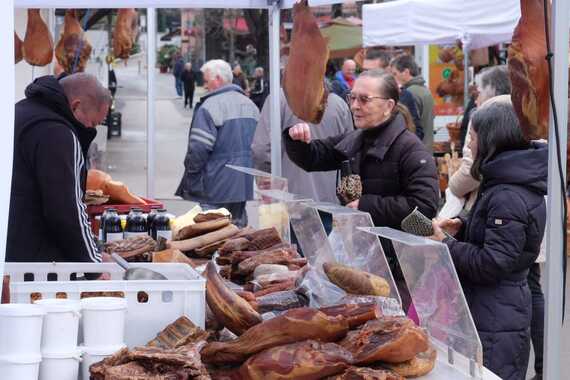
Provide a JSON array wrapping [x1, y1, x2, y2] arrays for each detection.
[[390, 54, 435, 152], [252, 89, 354, 203], [176, 59, 260, 226]]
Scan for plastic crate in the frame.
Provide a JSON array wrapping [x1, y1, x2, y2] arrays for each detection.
[[4, 262, 205, 348], [87, 198, 164, 235]]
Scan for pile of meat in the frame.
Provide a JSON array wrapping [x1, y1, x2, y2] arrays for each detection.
[[90, 317, 211, 379], [90, 310, 435, 380], [203, 307, 435, 380]]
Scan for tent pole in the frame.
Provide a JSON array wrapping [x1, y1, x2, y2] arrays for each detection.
[[146, 8, 157, 199], [544, 1, 569, 379], [0, 0, 15, 280], [463, 44, 469, 110], [268, 0, 282, 176]]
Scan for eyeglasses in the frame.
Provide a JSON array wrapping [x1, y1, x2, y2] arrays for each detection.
[[346, 93, 389, 105]]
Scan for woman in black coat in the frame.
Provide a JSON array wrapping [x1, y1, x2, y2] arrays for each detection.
[[181, 63, 196, 109], [431, 101, 547, 380], [284, 70, 439, 229]]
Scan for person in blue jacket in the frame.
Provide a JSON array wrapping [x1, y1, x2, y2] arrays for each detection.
[[431, 101, 547, 380], [176, 59, 260, 227]]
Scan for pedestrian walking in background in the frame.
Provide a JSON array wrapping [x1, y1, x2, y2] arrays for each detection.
[[250, 67, 269, 110], [181, 62, 196, 109], [176, 60, 259, 227], [232, 63, 249, 93], [173, 54, 185, 97]]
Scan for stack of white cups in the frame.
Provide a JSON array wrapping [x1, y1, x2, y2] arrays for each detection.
[[80, 297, 127, 380], [35, 299, 82, 380], [0, 304, 46, 380]]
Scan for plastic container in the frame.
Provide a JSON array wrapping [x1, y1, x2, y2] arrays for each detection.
[[0, 354, 41, 380], [0, 304, 45, 356], [34, 299, 81, 353], [6, 262, 206, 347], [39, 350, 81, 380], [80, 297, 127, 347], [80, 344, 126, 380]]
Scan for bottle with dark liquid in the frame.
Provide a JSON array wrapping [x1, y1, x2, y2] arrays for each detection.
[[152, 209, 172, 240], [146, 206, 161, 236], [104, 210, 124, 242], [124, 208, 148, 239]]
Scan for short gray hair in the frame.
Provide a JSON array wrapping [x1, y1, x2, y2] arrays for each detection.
[[60, 73, 112, 109], [201, 59, 233, 84], [475, 65, 511, 101]]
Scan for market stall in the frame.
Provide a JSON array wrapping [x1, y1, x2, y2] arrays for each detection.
[[2, 1, 570, 379]]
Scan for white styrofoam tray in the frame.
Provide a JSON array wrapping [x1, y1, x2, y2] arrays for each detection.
[[5, 262, 205, 348]]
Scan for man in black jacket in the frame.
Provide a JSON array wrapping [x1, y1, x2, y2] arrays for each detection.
[[8, 73, 111, 263]]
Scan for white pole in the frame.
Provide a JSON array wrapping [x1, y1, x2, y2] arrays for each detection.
[[0, 0, 15, 279], [268, 1, 282, 176], [544, 0, 569, 379], [146, 8, 157, 198]]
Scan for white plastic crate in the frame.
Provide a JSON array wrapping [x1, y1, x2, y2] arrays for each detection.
[[5, 262, 205, 348]]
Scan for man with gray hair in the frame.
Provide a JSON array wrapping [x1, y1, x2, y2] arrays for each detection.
[[8, 73, 111, 263], [176, 59, 260, 226]]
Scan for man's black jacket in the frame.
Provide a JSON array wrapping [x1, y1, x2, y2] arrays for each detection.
[[7, 75, 101, 263]]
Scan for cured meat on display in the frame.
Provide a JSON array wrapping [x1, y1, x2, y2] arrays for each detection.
[[202, 308, 349, 365], [23, 9, 54, 66], [113, 8, 139, 60], [508, 0, 550, 140], [340, 317, 429, 364], [323, 263, 390, 297], [239, 340, 353, 380], [283, 0, 329, 124], [55, 10, 93, 73], [15, 32, 23, 63], [205, 262, 262, 335], [327, 367, 404, 380]]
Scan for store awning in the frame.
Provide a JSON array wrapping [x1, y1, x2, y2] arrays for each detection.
[[362, 0, 521, 49]]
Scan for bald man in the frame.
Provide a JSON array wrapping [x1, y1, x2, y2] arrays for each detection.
[[331, 59, 356, 100], [8, 73, 111, 263]]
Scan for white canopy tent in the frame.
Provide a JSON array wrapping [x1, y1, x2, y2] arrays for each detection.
[[362, 0, 521, 107], [362, 0, 521, 49], [1, 1, 569, 378]]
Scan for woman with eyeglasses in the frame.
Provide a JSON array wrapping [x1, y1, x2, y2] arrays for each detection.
[[284, 69, 439, 232]]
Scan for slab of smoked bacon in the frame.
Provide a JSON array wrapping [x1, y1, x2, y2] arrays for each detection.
[[239, 340, 353, 380], [283, 0, 329, 124], [202, 308, 348, 365]]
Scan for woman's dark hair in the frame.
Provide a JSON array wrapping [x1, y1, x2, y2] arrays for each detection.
[[470, 101, 530, 180]]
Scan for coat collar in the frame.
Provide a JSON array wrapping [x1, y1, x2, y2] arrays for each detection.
[[334, 113, 407, 161]]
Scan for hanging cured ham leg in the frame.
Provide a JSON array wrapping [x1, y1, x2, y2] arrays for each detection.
[[55, 10, 93, 74], [283, 0, 329, 124], [113, 9, 139, 61], [23, 9, 54, 66], [15, 32, 23, 64], [508, 0, 550, 140]]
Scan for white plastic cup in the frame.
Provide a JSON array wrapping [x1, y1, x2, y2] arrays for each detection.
[[34, 299, 81, 353], [39, 350, 81, 380], [80, 297, 127, 347], [0, 304, 46, 356], [80, 345, 126, 380], [0, 354, 42, 380]]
